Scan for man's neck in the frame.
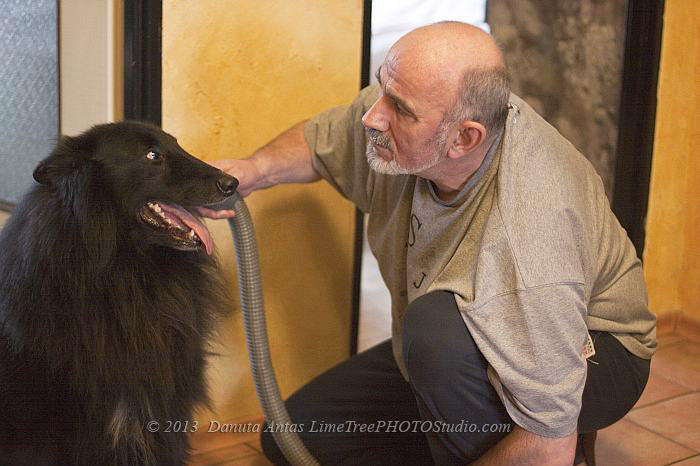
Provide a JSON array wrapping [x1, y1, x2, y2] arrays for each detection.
[[425, 137, 496, 202]]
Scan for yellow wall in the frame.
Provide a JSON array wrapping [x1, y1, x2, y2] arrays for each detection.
[[162, 1, 363, 420], [644, 0, 700, 320]]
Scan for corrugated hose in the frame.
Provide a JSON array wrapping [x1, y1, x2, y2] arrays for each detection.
[[222, 192, 320, 466]]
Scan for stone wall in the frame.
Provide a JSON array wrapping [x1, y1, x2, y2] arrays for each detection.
[[487, 0, 627, 199]]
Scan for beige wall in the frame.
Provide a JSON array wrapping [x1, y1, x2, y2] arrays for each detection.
[[163, 1, 363, 420], [644, 0, 700, 321], [59, 0, 123, 135]]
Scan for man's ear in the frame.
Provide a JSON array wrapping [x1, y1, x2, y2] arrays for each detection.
[[33, 136, 88, 185], [447, 121, 487, 159]]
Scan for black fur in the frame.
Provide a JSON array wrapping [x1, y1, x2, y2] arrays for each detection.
[[0, 122, 237, 465]]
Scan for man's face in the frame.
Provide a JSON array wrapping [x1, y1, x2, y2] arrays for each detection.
[[362, 52, 452, 176]]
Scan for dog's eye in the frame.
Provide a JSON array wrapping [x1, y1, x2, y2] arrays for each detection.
[[146, 151, 162, 161]]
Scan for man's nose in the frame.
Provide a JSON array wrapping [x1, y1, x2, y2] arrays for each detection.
[[362, 97, 390, 132]]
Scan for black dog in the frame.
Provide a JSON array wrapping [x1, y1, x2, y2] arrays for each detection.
[[0, 122, 237, 465]]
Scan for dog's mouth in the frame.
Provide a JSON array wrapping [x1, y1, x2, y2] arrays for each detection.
[[138, 201, 214, 255]]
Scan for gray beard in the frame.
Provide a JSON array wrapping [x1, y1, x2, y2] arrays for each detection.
[[366, 142, 411, 175], [365, 128, 448, 176]]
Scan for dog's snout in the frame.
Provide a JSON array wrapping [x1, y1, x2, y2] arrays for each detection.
[[216, 176, 238, 196]]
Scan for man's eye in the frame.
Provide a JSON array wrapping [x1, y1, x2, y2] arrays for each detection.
[[391, 100, 410, 116], [146, 150, 162, 161]]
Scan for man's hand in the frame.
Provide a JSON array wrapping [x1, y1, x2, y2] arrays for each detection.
[[473, 426, 577, 466], [209, 158, 263, 198], [197, 159, 262, 219], [197, 121, 319, 220]]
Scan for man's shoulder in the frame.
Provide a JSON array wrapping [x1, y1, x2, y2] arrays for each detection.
[[500, 92, 604, 207], [491, 94, 608, 288], [506, 93, 594, 171]]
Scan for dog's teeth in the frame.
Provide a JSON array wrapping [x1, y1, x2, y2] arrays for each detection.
[[188, 230, 195, 239], [147, 202, 163, 215]]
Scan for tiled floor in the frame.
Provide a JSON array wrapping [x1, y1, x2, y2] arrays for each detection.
[[188, 424, 270, 466], [594, 335, 700, 465], [188, 332, 700, 465]]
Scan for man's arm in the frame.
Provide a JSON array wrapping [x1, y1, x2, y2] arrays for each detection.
[[474, 426, 577, 466], [216, 120, 321, 196], [199, 121, 321, 218]]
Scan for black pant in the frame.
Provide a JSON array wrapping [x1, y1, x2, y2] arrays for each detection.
[[261, 291, 650, 465]]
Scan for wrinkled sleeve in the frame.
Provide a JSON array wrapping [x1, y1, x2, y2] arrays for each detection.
[[304, 85, 380, 213], [457, 283, 589, 437]]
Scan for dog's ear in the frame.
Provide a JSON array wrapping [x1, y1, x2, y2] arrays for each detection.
[[33, 136, 90, 185]]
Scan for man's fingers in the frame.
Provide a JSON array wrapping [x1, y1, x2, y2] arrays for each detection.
[[197, 207, 236, 219]]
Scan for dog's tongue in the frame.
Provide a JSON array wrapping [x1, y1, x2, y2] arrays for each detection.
[[158, 203, 214, 255]]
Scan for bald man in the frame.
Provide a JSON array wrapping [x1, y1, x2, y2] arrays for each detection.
[[212, 22, 655, 465]]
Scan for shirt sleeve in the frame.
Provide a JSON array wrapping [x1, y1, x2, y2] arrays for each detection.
[[303, 85, 380, 213], [457, 283, 589, 437]]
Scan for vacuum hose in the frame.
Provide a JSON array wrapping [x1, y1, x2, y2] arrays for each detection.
[[225, 193, 320, 466]]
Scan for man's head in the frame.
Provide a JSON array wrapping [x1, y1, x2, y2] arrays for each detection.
[[362, 22, 509, 184]]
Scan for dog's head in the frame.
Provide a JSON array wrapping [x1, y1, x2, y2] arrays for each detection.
[[33, 122, 238, 255]]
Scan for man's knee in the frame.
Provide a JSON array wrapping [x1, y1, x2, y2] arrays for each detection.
[[261, 425, 298, 466], [260, 426, 286, 466], [259, 385, 319, 466], [402, 290, 484, 385], [578, 332, 651, 432]]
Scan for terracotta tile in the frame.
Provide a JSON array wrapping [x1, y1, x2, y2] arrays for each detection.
[[221, 453, 274, 466], [188, 444, 258, 466], [673, 455, 700, 465], [246, 437, 262, 452], [634, 370, 692, 408], [650, 342, 700, 390], [190, 421, 264, 453], [626, 392, 700, 451], [596, 419, 696, 466]]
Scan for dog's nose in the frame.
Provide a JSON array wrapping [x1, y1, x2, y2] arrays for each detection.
[[216, 176, 238, 196]]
